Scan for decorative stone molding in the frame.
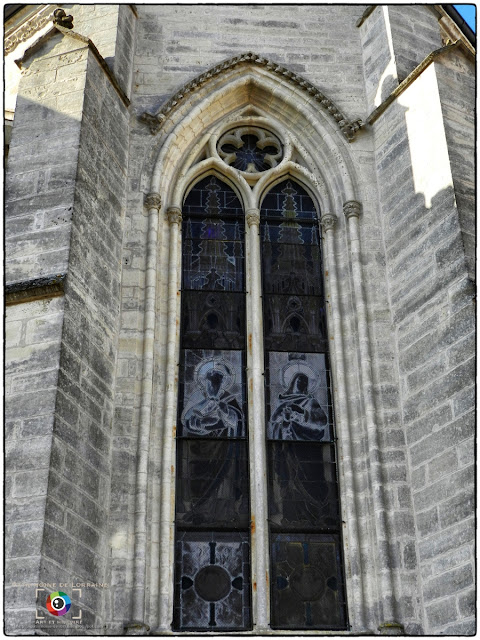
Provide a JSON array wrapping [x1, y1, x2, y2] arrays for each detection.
[[5, 6, 57, 55], [343, 200, 362, 219], [321, 213, 338, 232], [140, 52, 363, 141], [53, 8, 74, 29], [144, 192, 162, 211], [246, 208, 260, 227], [167, 206, 182, 225], [5, 273, 66, 305]]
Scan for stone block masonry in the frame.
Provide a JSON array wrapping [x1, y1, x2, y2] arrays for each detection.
[[36, 43, 129, 632], [4, 3, 475, 636], [5, 296, 64, 634], [5, 34, 88, 286], [5, 18, 130, 634], [359, 6, 475, 632], [435, 49, 475, 280]]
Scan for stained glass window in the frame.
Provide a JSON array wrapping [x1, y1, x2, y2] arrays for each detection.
[[178, 349, 246, 438], [270, 534, 346, 629], [174, 532, 251, 630], [174, 175, 346, 631], [217, 127, 283, 173], [174, 176, 251, 631], [261, 180, 347, 629]]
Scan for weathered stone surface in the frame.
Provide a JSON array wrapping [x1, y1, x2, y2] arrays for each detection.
[[4, 3, 475, 636]]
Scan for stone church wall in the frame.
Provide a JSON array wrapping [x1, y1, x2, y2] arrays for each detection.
[[4, 4, 475, 636], [436, 48, 476, 280], [388, 5, 444, 81], [37, 43, 130, 632], [5, 296, 64, 634]]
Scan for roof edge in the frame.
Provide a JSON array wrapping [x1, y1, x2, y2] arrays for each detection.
[[441, 4, 475, 47]]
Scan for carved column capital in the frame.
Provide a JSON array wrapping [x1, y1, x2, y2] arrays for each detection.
[[321, 213, 338, 232], [343, 200, 362, 220], [144, 192, 162, 211], [167, 206, 182, 225], [246, 208, 260, 227]]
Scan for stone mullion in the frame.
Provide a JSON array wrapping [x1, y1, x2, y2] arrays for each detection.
[[157, 206, 182, 630], [129, 193, 161, 633], [321, 212, 367, 630], [246, 208, 270, 631], [343, 201, 400, 632]]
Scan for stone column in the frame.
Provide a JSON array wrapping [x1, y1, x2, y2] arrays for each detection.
[[245, 208, 269, 630], [127, 193, 161, 635], [320, 212, 367, 629], [158, 206, 183, 629], [343, 201, 401, 632]]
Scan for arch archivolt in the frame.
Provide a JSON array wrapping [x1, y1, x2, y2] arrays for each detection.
[[145, 64, 360, 211]]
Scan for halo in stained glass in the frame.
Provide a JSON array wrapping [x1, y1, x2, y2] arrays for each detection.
[[178, 349, 246, 438]]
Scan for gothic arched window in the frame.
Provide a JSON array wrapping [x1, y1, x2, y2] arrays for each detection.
[[163, 120, 348, 632]]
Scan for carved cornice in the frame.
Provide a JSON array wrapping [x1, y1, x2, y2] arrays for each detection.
[[5, 273, 66, 305], [246, 208, 260, 227], [343, 200, 362, 219], [321, 213, 338, 232], [140, 52, 363, 142], [144, 192, 162, 211], [167, 206, 182, 225], [5, 6, 57, 56]]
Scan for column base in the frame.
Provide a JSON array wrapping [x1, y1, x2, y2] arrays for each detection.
[[124, 621, 151, 635], [378, 621, 405, 635]]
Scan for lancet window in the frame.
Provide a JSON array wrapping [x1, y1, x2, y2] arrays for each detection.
[[261, 180, 346, 629], [174, 176, 251, 631]]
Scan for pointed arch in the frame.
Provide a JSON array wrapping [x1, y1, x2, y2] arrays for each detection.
[[142, 62, 361, 211], [138, 55, 373, 634], [141, 52, 362, 142], [174, 158, 251, 212]]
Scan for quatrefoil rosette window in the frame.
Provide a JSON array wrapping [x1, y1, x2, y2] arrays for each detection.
[[216, 126, 284, 177]]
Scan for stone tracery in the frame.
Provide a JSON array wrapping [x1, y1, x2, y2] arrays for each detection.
[[217, 126, 283, 173]]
